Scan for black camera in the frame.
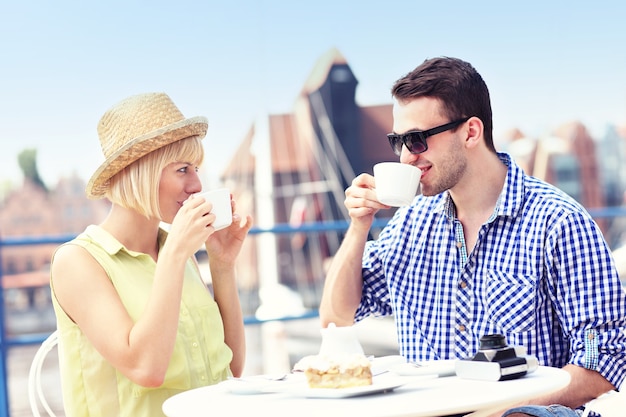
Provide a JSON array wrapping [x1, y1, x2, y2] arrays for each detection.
[[455, 334, 538, 381]]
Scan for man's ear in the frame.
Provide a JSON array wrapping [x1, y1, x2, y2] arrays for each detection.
[[465, 116, 484, 149]]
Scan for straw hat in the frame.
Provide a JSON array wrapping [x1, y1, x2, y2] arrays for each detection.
[[86, 92, 208, 198]]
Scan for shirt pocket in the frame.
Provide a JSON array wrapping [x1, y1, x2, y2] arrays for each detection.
[[486, 270, 537, 333]]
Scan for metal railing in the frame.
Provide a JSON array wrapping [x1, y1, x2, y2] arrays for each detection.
[[1, 208, 625, 416]]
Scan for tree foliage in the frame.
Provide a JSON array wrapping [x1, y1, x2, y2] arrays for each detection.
[[17, 148, 47, 191]]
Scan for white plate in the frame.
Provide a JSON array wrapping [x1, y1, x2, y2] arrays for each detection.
[[274, 375, 430, 399], [223, 375, 304, 395], [224, 379, 274, 395], [370, 355, 406, 375], [388, 360, 457, 377]]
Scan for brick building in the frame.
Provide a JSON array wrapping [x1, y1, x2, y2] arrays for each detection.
[[0, 174, 110, 299], [220, 48, 397, 313]]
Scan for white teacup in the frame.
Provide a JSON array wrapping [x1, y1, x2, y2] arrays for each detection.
[[193, 188, 232, 231], [373, 162, 421, 207]]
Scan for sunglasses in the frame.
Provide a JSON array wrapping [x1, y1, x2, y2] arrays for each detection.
[[387, 117, 470, 156]]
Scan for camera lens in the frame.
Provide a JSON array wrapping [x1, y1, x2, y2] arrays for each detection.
[[479, 334, 507, 350]]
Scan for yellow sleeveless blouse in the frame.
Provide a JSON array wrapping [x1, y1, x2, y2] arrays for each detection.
[[50, 225, 233, 417]]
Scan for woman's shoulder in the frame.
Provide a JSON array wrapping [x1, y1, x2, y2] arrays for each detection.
[[52, 239, 101, 278], [51, 226, 111, 274]]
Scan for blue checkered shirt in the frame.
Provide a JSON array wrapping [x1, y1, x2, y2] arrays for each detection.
[[356, 153, 626, 389]]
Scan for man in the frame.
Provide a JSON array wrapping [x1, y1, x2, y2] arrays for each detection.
[[319, 57, 626, 417]]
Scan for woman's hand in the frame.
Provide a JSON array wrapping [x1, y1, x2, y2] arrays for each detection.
[[205, 196, 253, 268], [167, 195, 217, 259]]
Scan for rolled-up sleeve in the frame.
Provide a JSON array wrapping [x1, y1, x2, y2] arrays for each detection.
[[546, 211, 626, 390]]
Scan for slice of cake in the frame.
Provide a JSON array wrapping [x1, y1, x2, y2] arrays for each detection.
[[295, 354, 373, 389]]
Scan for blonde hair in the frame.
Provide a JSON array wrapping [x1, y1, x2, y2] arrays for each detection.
[[105, 136, 204, 218]]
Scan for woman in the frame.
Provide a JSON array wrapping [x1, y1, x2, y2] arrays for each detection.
[[50, 92, 252, 416]]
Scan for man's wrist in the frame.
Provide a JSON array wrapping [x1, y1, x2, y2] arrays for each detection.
[[502, 405, 579, 417]]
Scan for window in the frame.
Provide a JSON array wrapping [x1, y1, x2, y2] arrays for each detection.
[[552, 155, 582, 201]]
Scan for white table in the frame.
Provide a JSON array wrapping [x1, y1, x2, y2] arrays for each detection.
[[163, 365, 570, 417]]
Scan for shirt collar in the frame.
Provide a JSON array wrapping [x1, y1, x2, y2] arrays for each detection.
[[84, 224, 168, 257], [494, 152, 524, 218]]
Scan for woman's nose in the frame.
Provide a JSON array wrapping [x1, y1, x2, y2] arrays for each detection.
[[187, 171, 203, 194]]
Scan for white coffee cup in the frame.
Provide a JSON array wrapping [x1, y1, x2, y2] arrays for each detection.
[[193, 188, 232, 231], [373, 162, 421, 207]]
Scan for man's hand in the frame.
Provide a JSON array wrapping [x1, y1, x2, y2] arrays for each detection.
[[344, 173, 390, 227]]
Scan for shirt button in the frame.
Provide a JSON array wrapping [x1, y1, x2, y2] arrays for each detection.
[[192, 342, 199, 348], [456, 241, 463, 249], [459, 281, 467, 289], [588, 332, 595, 340], [458, 325, 466, 332]]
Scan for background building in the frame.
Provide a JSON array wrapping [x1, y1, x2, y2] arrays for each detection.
[[0, 174, 109, 332], [221, 48, 397, 315]]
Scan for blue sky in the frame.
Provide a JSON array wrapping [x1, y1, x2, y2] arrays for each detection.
[[1, 0, 626, 188]]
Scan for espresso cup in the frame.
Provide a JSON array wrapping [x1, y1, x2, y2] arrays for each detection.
[[193, 188, 232, 231], [373, 162, 421, 207]]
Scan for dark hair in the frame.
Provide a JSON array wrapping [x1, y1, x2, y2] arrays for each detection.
[[391, 57, 495, 152]]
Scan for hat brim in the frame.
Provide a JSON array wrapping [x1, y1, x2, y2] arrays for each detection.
[[86, 116, 208, 199]]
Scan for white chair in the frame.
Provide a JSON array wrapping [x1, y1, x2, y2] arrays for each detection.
[[582, 390, 626, 417], [28, 330, 59, 417]]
